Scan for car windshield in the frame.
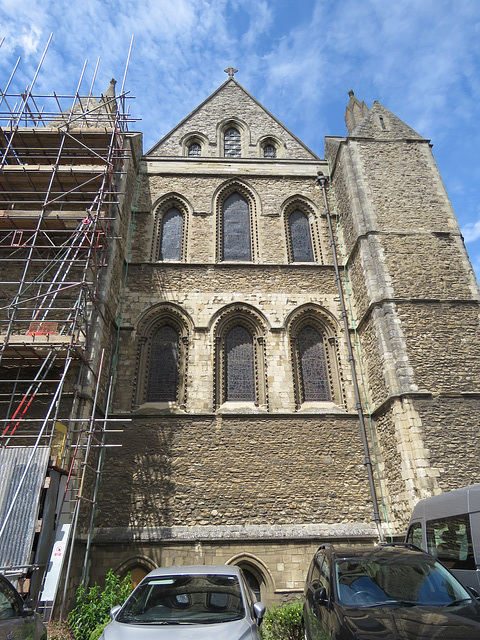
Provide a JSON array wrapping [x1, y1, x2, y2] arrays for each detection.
[[335, 553, 473, 607], [116, 574, 245, 625]]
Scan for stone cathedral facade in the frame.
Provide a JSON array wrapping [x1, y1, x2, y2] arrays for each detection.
[[89, 75, 480, 603]]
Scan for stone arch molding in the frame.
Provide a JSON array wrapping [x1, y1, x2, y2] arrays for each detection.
[[285, 303, 340, 335], [151, 192, 192, 262], [257, 133, 285, 159], [136, 302, 195, 336], [133, 303, 193, 412], [180, 131, 209, 156], [286, 303, 346, 410], [211, 302, 269, 411], [213, 179, 261, 262], [226, 551, 276, 596], [113, 555, 157, 579], [210, 301, 270, 334]]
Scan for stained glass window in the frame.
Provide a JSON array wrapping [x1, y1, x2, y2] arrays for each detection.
[[289, 210, 314, 262], [222, 193, 251, 261], [263, 144, 276, 158], [225, 326, 255, 401], [188, 142, 201, 156], [146, 325, 179, 402], [159, 208, 183, 261], [298, 326, 331, 401], [224, 127, 241, 157]]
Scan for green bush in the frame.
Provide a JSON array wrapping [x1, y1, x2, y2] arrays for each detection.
[[88, 620, 109, 640], [67, 570, 132, 640], [262, 599, 303, 640]]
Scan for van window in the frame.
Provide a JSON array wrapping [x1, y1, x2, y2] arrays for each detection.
[[406, 522, 423, 549], [426, 514, 475, 570]]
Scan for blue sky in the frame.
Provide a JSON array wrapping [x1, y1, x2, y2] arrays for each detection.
[[1, 0, 480, 278]]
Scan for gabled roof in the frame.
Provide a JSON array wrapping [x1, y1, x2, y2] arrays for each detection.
[[348, 100, 425, 141], [146, 77, 319, 160]]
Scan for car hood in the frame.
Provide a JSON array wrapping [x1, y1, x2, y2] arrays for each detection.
[[101, 617, 258, 640], [340, 603, 480, 639]]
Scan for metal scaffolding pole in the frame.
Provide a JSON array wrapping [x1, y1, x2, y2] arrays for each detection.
[[0, 36, 137, 611]]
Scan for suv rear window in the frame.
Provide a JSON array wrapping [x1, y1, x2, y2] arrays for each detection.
[[426, 514, 475, 570]]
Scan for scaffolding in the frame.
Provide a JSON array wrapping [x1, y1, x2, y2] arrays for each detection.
[[0, 37, 137, 618]]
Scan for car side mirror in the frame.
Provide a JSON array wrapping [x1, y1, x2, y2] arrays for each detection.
[[314, 587, 328, 605], [468, 587, 480, 600], [110, 604, 122, 620], [22, 601, 34, 617], [253, 601, 266, 625]]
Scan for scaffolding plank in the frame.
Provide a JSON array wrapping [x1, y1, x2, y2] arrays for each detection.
[[0, 446, 50, 569]]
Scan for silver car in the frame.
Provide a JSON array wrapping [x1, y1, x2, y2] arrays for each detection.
[[99, 564, 266, 640]]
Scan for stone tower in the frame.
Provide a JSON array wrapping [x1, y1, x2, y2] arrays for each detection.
[[326, 91, 480, 528], [90, 79, 480, 603]]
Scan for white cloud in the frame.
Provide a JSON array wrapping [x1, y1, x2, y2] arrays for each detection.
[[1, 0, 480, 279], [462, 219, 480, 244]]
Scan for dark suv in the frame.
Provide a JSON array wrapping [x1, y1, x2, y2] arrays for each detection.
[[303, 543, 480, 639], [0, 573, 47, 639]]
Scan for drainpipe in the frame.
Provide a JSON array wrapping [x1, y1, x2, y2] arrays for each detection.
[[317, 172, 384, 542]]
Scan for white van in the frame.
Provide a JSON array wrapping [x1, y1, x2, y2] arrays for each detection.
[[406, 484, 480, 591]]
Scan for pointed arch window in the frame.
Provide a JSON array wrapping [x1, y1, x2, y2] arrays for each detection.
[[224, 127, 241, 157], [214, 308, 267, 410], [222, 193, 251, 261], [135, 307, 190, 410], [225, 325, 255, 401], [146, 325, 179, 402], [289, 209, 314, 262], [297, 326, 331, 401], [159, 207, 183, 261]]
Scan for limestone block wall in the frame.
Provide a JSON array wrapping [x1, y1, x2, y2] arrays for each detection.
[[415, 396, 480, 491], [353, 140, 453, 231], [96, 414, 374, 529], [397, 302, 480, 393], [150, 80, 317, 161], [111, 263, 353, 414], [382, 235, 472, 300], [326, 115, 480, 528], [131, 172, 331, 265]]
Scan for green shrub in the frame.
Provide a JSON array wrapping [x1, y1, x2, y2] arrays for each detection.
[[47, 619, 75, 639], [261, 599, 303, 640], [67, 570, 132, 640], [88, 620, 109, 640]]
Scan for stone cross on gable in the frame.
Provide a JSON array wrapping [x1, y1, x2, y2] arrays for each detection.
[[224, 67, 238, 78]]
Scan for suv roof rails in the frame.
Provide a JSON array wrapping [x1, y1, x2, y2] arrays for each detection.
[[379, 542, 422, 551]]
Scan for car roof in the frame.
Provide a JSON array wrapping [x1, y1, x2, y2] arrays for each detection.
[[317, 543, 431, 562], [143, 565, 242, 579]]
